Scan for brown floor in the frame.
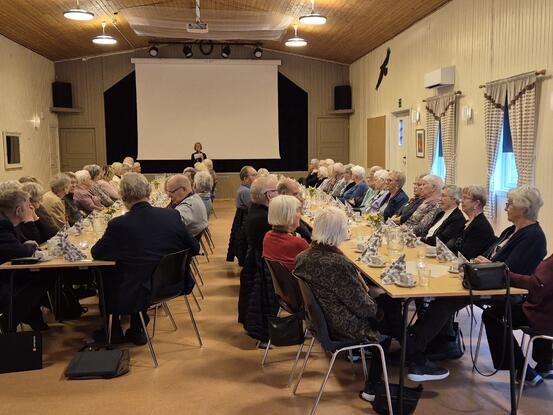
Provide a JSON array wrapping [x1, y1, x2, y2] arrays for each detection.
[[2, 200, 551, 414]]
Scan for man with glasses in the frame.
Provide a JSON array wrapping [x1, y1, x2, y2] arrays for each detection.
[[165, 174, 208, 237]]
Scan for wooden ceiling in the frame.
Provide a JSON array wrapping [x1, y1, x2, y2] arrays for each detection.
[[0, 0, 450, 63]]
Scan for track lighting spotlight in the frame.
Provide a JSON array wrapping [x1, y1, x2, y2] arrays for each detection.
[[148, 46, 159, 57], [221, 45, 231, 58], [183, 44, 193, 58], [253, 47, 263, 59]]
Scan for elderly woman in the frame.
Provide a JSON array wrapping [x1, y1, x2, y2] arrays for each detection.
[[303, 158, 320, 188], [381, 170, 409, 220], [41, 173, 71, 229], [193, 170, 214, 217], [420, 184, 466, 247], [340, 165, 369, 206], [451, 185, 496, 259], [183, 167, 196, 183], [99, 165, 121, 201], [63, 172, 83, 226], [84, 164, 115, 207], [392, 174, 426, 225], [331, 164, 354, 198], [73, 170, 103, 214], [132, 162, 141, 173], [321, 162, 344, 194], [110, 162, 123, 191], [358, 166, 384, 208], [361, 169, 390, 214], [295, 207, 389, 401], [203, 158, 217, 200], [404, 174, 443, 236], [123, 156, 134, 168], [20, 182, 59, 243], [262, 195, 309, 271], [314, 166, 329, 188]]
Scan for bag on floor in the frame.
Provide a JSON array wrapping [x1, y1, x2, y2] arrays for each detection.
[[267, 313, 304, 346], [371, 382, 423, 415], [65, 345, 129, 380], [426, 321, 465, 361]]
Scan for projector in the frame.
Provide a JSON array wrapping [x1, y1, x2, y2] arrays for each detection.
[[187, 22, 208, 33]]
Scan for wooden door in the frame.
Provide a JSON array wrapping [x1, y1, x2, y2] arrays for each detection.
[[366, 116, 386, 168], [59, 128, 97, 172], [316, 117, 349, 162]]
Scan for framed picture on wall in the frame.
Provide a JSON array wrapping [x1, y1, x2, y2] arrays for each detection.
[[416, 129, 425, 158], [3, 131, 22, 170]]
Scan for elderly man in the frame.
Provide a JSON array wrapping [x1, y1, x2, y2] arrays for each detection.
[[91, 173, 199, 345], [404, 174, 443, 236], [340, 165, 369, 206], [63, 172, 83, 226], [42, 173, 71, 228], [245, 175, 278, 252], [165, 174, 208, 237], [277, 178, 311, 242], [74, 170, 103, 214]]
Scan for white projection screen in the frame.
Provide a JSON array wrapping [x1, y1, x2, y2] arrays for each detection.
[[132, 58, 281, 160]]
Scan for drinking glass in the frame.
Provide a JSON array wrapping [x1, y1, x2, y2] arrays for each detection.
[[418, 267, 431, 288]]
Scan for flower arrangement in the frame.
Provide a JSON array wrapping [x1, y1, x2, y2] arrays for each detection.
[[365, 211, 384, 227]]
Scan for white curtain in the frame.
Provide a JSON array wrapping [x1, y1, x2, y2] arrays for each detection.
[[425, 93, 458, 184]]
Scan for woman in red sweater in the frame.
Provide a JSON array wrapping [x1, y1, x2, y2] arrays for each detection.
[[263, 195, 309, 271]]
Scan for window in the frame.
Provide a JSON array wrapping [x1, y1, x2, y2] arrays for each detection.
[[492, 105, 518, 192], [398, 119, 404, 146], [431, 122, 445, 179]]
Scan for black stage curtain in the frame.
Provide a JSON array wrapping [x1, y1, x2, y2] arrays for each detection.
[[104, 71, 308, 173]]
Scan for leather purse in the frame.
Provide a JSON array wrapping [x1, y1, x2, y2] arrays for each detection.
[[268, 313, 305, 347], [462, 262, 507, 290]]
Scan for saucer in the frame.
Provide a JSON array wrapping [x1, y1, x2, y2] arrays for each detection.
[[448, 268, 459, 274], [367, 262, 386, 268], [425, 253, 437, 258], [395, 280, 417, 288]]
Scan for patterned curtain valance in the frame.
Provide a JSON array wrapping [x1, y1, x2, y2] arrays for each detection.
[[425, 92, 457, 120], [484, 71, 537, 109]]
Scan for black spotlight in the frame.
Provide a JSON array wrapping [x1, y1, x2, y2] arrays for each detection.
[[221, 45, 231, 58], [148, 46, 159, 57], [253, 47, 263, 59], [183, 44, 193, 58]]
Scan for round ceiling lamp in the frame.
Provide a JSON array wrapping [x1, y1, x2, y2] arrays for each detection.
[[149, 46, 159, 57], [299, 0, 327, 25], [64, 0, 94, 21], [285, 24, 307, 48], [92, 21, 117, 45], [253, 47, 263, 59]]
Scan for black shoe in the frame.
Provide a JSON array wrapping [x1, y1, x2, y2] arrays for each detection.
[[516, 366, 544, 386], [359, 381, 376, 402], [535, 364, 553, 380], [408, 360, 449, 382], [92, 328, 126, 344], [125, 328, 148, 346]]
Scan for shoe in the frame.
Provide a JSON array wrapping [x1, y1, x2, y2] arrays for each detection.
[[408, 360, 450, 382], [125, 328, 148, 346], [535, 364, 553, 379], [516, 366, 544, 386], [359, 382, 376, 402], [92, 328, 126, 344]]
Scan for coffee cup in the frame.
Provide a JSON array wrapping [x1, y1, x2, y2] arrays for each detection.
[[399, 272, 413, 286]]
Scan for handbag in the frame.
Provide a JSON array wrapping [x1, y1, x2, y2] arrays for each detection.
[[371, 382, 423, 415], [426, 321, 465, 361], [65, 345, 130, 380], [462, 262, 507, 290], [268, 313, 305, 347]]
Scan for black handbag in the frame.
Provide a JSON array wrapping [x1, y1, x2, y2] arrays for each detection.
[[462, 262, 507, 290], [268, 313, 305, 347], [65, 346, 130, 380], [371, 382, 423, 415]]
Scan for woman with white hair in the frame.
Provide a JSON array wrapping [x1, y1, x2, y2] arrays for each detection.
[[262, 195, 309, 271], [202, 158, 217, 200], [84, 164, 115, 207], [73, 170, 103, 214], [361, 169, 390, 214], [295, 207, 389, 402], [339, 165, 369, 206], [331, 164, 354, 198], [314, 166, 329, 188], [193, 170, 214, 217], [403, 174, 443, 236], [303, 158, 320, 188]]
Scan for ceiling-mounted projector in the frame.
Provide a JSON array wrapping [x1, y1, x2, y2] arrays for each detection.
[[187, 22, 208, 33]]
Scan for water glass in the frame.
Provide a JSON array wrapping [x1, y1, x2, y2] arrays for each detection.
[[418, 267, 431, 288]]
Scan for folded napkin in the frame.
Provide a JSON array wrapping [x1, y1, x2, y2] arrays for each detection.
[[403, 229, 418, 248], [380, 254, 406, 284], [60, 234, 86, 262], [436, 238, 457, 263], [360, 227, 384, 259], [457, 252, 469, 277]]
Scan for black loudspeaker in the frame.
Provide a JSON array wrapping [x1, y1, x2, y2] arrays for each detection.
[[334, 85, 352, 110], [52, 81, 73, 108], [0, 331, 42, 374]]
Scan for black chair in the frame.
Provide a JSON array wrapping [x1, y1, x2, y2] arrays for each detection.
[[292, 275, 393, 415], [195, 229, 210, 262], [108, 249, 202, 368], [263, 258, 308, 385]]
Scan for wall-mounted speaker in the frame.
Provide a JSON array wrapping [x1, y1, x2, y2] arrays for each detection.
[[334, 85, 352, 110], [52, 82, 73, 108]]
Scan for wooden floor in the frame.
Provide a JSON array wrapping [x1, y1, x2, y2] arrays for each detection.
[[3, 200, 551, 414]]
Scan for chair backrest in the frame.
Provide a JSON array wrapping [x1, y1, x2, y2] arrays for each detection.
[[293, 274, 336, 351], [150, 249, 192, 304], [264, 258, 303, 314]]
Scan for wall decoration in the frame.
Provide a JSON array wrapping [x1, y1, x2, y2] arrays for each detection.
[[3, 131, 22, 169], [416, 129, 425, 158], [375, 47, 391, 90]]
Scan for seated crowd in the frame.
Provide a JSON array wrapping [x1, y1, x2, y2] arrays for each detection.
[[230, 157, 553, 405]]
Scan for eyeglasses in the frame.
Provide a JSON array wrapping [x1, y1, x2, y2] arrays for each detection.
[[505, 201, 513, 208], [166, 186, 185, 195]]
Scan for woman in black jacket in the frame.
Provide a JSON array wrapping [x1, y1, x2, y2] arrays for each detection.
[[421, 185, 466, 247]]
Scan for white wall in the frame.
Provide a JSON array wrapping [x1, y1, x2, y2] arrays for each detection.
[[0, 34, 58, 184], [350, 0, 553, 241]]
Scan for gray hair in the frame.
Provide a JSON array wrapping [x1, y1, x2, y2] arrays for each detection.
[[268, 195, 301, 227], [202, 159, 213, 170], [0, 180, 23, 194], [422, 174, 444, 192], [344, 164, 353, 174], [443, 184, 463, 204], [389, 170, 406, 188], [463, 185, 487, 207], [333, 162, 345, 175], [373, 169, 389, 180], [351, 165, 366, 180], [120, 173, 151, 204], [258, 168, 270, 177], [83, 164, 102, 180], [193, 171, 213, 193], [75, 170, 91, 185], [310, 158, 320, 166], [250, 175, 278, 204], [325, 158, 335, 165], [50, 174, 71, 194], [0, 189, 29, 215], [317, 166, 329, 179], [19, 176, 39, 184], [21, 182, 44, 204], [239, 165, 254, 181], [123, 156, 134, 167], [111, 162, 123, 175], [312, 207, 349, 247], [508, 185, 543, 221]]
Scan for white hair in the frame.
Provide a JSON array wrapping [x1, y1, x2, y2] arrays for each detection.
[[312, 207, 349, 247], [250, 175, 278, 204], [310, 158, 319, 165], [21, 182, 44, 204], [351, 165, 366, 180], [75, 170, 91, 185], [508, 185, 543, 221], [0, 180, 23, 195], [373, 169, 389, 180], [49, 173, 71, 194], [422, 174, 444, 191], [120, 173, 151, 204], [202, 159, 213, 170], [333, 162, 345, 175], [317, 166, 329, 179], [258, 168, 270, 177], [268, 195, 301, 227], [325, 158, 334, 165], [193, 170, 213, 193], [123, 156, 134, 167], [443, 184, 463, 204]]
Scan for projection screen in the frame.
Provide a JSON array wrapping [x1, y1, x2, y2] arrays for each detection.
[[132, 58, 281, 160]]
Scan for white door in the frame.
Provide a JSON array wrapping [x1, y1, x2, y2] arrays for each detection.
[[387, 111, 410, 174]]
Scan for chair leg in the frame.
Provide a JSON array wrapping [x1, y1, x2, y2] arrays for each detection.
[[162, 302, 178, 331], [191, 291, 201, 312], [151, 305, 158, 339], [205, 228, 215, 250], [184, 295, 203, 347], [370, 344, 394, 415], [203, 232, 213, 254], [517, 336, 534, 408], [261, 308, 281, 366], [139, 311, 158, 368], [293, 336, 316, 395], [199, 239, 210, 262], [194, 278, 205, 300], [192, 261, 205, 286], [310, 351, 340, 415], [473, 318, 485, 371], [348, 350, 356, 378], [107, 314, 113, 345], [288, 329, 309, 387], [360, 347, 368, 381]]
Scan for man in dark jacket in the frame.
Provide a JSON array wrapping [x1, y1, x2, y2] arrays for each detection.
[[91, 173, 199, 345]]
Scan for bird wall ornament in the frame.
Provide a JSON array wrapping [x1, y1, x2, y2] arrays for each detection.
[[376, 47, 391, 90]]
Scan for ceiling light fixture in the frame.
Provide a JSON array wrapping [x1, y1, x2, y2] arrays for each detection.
[[92, 21, 117, 45], [148, 46, 159, 57], [285, 24, 307, 48], [64, 0, 94, 21], [221, 45, 231, 58], [183, 45, 193, 58], [299, 0, 327, 25], [253, 47, 263, 59]]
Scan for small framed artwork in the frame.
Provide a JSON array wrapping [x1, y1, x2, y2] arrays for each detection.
[[3, 131, 23, 169], [416, 129, 425, 158]]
